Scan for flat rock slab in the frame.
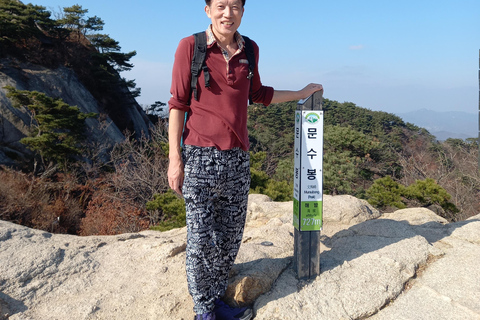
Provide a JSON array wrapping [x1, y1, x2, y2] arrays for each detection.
[[0, 220, 194, 320], [1, 196, 479, 320], [253, 219, 432, 319], [370, 218, 480, 320]]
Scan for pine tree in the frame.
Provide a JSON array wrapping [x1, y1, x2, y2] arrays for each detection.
[[4, 86, 97, 167], [404, 178, 459, 215], [0, 0, 55, 45], [366, 176, 406, 209]]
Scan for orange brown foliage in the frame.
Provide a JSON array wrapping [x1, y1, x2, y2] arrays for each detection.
[[79, 190, 149, 236], [0, 168, 86, 233]]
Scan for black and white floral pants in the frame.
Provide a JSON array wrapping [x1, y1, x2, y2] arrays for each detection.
[[182, 145, 251, 315]]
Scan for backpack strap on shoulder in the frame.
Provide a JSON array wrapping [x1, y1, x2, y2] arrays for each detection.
[[242, 35, 255, 80], [190, 33, 256, 105], [191, 32, 209, 102], [242, 35, 255, 105]]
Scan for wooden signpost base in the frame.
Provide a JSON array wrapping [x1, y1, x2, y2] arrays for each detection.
[[293, 228, 322, 279]]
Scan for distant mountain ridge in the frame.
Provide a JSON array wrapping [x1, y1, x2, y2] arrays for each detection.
[[396, 109, 477, 141]]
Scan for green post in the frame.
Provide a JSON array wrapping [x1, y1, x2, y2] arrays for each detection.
[[293, 90, 324, 279]]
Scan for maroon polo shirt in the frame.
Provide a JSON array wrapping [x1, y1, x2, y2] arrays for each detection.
[[168, 27, 274, 151]]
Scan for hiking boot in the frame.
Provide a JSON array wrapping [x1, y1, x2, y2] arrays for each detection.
[[194, 312, 216, 320], [213, 299, 253, 320]]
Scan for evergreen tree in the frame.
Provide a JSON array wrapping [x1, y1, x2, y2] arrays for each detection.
[[88, 34, 121, 53], [404, 178, 458, 215], [57, 4, 88, 35], [366, 176, 406, 209], [84, 15, 104, 35], [323, 125, 382, 195], [4, 86, 97, 167], [0, 0, 55, 45]]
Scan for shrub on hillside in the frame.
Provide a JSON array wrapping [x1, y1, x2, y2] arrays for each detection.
[[262, 179, 293, 202], [110, 123, 169, 208], [366, 176, 406, 210], [323, 125, 383, 195], [146, 190, 186, 231], [404, 178, 459, 219], [0, 168, 86, 234], [249, 151, 293, 201], [367, 176, 458, 220], [79, 191, 149, 236]]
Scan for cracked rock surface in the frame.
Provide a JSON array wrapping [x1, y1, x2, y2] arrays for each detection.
[[1, 194, 479, 320]]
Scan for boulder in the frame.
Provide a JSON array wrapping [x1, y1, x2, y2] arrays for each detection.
[[323, 194, 381, 224], [0, 58, 151, 165]]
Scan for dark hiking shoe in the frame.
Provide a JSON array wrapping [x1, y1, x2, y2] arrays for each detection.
[[194, 312, 216, 320], [213, 299, 253, 320]]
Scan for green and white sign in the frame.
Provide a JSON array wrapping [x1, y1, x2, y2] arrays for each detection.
[[293, 110, 323, 231]]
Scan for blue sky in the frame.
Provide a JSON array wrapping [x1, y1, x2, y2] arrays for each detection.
[[34, 0, 479, 115]]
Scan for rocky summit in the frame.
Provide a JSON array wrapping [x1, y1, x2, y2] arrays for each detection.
[[1, 194, 479, 320]]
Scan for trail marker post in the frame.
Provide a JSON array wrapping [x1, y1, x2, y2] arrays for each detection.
[[293, 90, 324, 279]]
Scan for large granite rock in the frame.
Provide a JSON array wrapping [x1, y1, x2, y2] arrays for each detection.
[[0, 58, 151, 165], [0, 194, 479, 319]]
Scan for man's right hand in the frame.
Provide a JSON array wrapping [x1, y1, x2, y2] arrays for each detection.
[[168, 158, 184, 196]]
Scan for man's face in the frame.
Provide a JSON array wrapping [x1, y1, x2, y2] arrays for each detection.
[[205, 0, 244, 41]]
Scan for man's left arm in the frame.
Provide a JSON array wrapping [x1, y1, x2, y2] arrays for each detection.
[[271, 83, 324, 104]]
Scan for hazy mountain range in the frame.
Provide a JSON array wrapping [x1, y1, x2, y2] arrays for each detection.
[[395, 109, 478, 141]]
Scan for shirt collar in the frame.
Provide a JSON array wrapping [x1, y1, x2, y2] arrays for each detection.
[[206, 25, 245, 51]]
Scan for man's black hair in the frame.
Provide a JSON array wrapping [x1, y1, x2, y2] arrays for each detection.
[[205, 0, 246, 7]]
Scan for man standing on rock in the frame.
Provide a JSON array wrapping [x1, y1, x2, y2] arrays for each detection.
[[167, 0, 323, 319]]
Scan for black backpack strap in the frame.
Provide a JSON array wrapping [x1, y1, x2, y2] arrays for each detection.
[[242, 35, 255, 80], [242, 35, 255, 105], [191, 32, 209, 102], [190, 33, 256, 104]]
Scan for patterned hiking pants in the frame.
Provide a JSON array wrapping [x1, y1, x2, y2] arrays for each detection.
[[182, 145, 251, 314]]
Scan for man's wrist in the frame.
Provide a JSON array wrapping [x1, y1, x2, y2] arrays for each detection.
[[169, 154, 182, 162]]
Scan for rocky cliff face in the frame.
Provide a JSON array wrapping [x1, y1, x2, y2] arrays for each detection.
[[0, 58, 151, 166], [1, 194, 479, 320]]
